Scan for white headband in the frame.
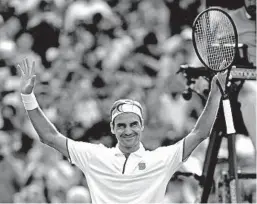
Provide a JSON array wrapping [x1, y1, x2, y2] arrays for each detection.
[[111, 103, 143, 122]]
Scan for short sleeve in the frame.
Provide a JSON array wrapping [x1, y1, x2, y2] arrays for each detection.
[[156, 138, 185, 178], [67, 139, 102, 172]]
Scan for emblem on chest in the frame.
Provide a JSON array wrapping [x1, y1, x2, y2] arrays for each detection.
[[138, 162, 146, 170]]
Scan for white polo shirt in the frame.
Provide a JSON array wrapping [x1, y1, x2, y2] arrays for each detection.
[[67, 138, 185, 204]]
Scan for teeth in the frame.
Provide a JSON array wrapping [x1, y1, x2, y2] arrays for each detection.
[[124, 136, 134, 138]]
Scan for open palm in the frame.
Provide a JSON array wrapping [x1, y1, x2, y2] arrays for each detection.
[[17, 58, 36, 94]]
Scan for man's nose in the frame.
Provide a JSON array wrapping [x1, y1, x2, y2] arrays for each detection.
[[124, 126, 133, 135]]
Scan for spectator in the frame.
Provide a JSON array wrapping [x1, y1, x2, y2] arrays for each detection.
[[0, 131, 24, 202]]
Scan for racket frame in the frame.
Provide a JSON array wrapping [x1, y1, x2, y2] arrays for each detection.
[[192, 7, 239, 73]]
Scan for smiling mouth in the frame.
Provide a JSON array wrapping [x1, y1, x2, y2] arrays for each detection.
[[122, 135, 136, 139]]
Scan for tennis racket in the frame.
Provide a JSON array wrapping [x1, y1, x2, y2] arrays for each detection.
[[192, 7, 238, 134]]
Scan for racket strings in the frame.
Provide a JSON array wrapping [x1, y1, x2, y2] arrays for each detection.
[[194, 10, 236, 71]]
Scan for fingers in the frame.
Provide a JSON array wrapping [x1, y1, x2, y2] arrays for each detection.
[[217, 71, 226, 85], [228, 73, 232, 80], [25, 58, 31, 75], [26, 58, 35, 76], [31, 61, 35, 76], [23, 58, 28, 75], [25, 58, 29, 68], [16, 64, 25, 76], [219, 60, 226, 69], [17, 58, 27, 76], [16, 58, 35, 77], [25, 58, 34, 76], [30, 75, 36, 87]]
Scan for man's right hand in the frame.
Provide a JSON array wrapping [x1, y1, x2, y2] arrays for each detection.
[[17, 58, 36, 94]]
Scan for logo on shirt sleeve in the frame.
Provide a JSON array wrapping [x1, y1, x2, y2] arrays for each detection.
[[138, 162, 146, 170]]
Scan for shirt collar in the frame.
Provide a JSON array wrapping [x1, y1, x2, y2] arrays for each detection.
[[114, 143, 145, 157]]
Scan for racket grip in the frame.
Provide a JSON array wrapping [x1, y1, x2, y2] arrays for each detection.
[[222, 99, 236, 134]]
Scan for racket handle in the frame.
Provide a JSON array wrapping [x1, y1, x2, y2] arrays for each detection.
[[222, 99, 236, 134]]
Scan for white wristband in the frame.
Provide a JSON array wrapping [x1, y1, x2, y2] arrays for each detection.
[[21, 92, 39, 110]]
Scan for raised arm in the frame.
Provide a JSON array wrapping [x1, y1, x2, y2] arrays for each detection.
[[182, 71, 228, 161], [17, 58, 69, 158]]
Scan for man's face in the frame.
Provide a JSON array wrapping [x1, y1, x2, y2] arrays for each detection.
[[111, 113, 143, 152]]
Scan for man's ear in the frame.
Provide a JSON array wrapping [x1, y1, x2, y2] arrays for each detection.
[[110, 122, 114, 134], [141, 119, 144, 131]]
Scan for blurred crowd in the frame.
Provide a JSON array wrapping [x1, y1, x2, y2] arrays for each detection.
[[0, 0, 255, 203]]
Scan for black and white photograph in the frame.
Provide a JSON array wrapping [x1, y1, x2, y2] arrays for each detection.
[[0, 0, 256, 203]]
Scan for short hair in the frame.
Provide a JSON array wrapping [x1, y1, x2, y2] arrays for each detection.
[[110, 99, 143, 125]]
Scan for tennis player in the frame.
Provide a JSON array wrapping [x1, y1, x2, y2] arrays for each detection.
[[18, 58, 227, 203]]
